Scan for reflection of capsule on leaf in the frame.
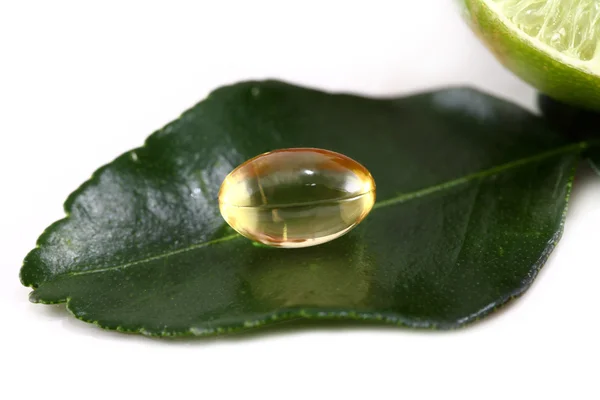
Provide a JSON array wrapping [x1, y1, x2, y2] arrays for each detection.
[[218, 148, 376, 248], [242, 232, 376, 309]]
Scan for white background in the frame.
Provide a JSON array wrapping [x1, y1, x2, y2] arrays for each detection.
[[2, 1, 600, 399]]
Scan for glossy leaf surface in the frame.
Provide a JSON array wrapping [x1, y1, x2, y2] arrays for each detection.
[[21, 82, 584, 336]]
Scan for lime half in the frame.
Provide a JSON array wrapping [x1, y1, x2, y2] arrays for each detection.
[[463, 0, 600, 110]]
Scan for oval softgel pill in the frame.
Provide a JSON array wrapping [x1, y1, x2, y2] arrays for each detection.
[[218, 148, 376, 248]]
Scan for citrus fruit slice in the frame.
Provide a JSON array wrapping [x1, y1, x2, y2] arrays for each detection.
[[462, 0, 600, 110]]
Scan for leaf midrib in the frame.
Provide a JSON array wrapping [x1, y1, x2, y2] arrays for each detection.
[[65, 141, 586, 279]]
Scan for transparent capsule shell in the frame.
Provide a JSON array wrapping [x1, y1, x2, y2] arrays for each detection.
[[218, 148, 376, 248]]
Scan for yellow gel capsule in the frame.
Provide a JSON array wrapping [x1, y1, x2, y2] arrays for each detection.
[[218, 148, 376, 248]]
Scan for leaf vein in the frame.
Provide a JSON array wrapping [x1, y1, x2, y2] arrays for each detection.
[[372, 142, 586, 209], [67, 141, 587, 278]]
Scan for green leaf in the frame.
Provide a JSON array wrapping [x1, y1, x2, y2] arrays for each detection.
[[22, 81, 585, 336], [538, 94, 600, 173]]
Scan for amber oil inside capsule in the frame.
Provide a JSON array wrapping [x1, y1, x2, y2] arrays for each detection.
[[218, 148, 376, 248]]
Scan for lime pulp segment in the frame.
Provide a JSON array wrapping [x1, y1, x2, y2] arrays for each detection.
[[489, 0, 600, 62]]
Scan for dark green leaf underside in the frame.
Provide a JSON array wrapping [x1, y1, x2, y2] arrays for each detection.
[[538, 94, 600, 173], [22, 81, 584, 336]]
